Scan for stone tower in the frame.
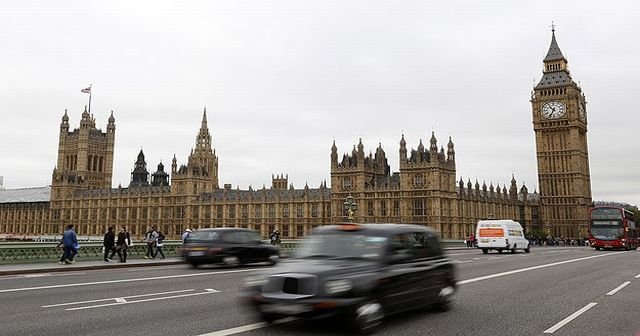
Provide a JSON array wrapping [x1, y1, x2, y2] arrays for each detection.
[[531, 28, 592, 238], [399, 132, 457, 227], [51, 108, 115, 199], [171, 108, 219, 196], [330, 138, 391, 221]]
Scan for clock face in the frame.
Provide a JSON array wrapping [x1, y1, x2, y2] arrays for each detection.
[[541, 101, 566, 119], [579, 103, 586, 121]]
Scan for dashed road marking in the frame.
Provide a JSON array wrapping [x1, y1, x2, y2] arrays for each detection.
[[606, 281, 631, 296], [543, 302, 597, 334]]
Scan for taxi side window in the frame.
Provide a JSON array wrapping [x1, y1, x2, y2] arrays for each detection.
[[424, 232, 442, 257], [390, 232, 430, 261], [390, 234, 413, 261]]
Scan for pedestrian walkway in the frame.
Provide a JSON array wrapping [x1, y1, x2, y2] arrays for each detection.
[[0, 257, 184, 276]]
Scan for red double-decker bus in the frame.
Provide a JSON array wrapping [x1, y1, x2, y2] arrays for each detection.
[[589, 206, 638, 250]]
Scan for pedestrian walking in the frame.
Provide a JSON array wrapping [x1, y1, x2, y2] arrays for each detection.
[[155, 231, 166, 259], [116, 225, 131, 263], [143, 225, 158, 259], [59, 224, 78, 264], [103, 226, 116, 262], [469, 233, 476, 248], [56, 235, 66, 264], [269, 229, 281, 246], [181, 228, 192, 242]]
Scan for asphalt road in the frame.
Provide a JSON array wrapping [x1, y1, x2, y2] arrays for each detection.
[[0, 247, 638, 336]]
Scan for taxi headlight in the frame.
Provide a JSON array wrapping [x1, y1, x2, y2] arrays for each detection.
[[325, 279, 352, 294], [244, 274, 268, 288]]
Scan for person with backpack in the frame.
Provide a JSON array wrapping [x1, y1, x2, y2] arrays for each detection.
[[155, 231, 166, 259], [269, 229, 281, 246], [58, 224, 78, 264], [181, 228, 192, 242], [143, 225, 158, 259]]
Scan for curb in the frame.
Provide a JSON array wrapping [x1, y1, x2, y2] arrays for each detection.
[[0, 260, 186, 276]]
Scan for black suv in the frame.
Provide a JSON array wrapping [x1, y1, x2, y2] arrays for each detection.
[[182, 228, 279, 267], [241, 223, 456, 334]]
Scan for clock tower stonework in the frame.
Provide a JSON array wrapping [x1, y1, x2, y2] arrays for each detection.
[[531, 28, 592, 238]]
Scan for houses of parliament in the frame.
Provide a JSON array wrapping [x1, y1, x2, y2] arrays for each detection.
[[0, 30, 592, 240]]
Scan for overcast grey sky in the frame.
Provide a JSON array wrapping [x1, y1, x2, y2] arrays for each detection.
[[1, 0, 639, 206]]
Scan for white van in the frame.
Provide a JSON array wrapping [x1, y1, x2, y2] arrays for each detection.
[[475, 220, 530, 254]]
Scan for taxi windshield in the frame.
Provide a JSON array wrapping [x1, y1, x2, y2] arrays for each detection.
[[296, 234, 388, 260]]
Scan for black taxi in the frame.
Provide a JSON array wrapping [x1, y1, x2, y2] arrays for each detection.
[[241, 223, 456, 334]]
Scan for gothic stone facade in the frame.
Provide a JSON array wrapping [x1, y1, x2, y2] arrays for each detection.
[[0, 30, 591, 240]]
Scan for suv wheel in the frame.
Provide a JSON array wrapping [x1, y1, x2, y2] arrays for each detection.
[[482, 248, 488, 254], [223, 256, 239, 267], [524, 245, 530, 253], [260, 312, 279, 324], [268, 254, 279, 265], [352, 301, 384, 334]]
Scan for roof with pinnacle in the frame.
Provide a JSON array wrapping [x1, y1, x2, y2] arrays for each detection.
[[536, 70, 573, 88], [544, 30, 565, 61], [0, 186, 51, 204]]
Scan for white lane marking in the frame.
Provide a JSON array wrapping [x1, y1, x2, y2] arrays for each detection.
[[635, 273, 640, 279], [42, 289, 194, 307], [0, 268, 255, 294], [543, 302, 597, 333], [458, 252, 625, 285], [453, 260, 472, 264], [606, 281, 631, 296], [197, 317, 298, 336], [115, 298, 127, 303], [67, 289, 220, 311], [0, 272, 87, 281]]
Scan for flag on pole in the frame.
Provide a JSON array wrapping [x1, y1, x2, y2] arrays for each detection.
[[81, 86, 91, 94]]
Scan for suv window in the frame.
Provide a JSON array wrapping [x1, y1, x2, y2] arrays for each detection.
[[188, 230, 220, 241], [222, 231, 245, 243]]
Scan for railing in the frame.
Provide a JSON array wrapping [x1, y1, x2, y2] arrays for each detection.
[[0, 241, 184, 263], [0, 239, 466, 263]]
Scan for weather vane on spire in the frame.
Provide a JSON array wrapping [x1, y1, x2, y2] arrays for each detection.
[[551, 21, 556, 32]]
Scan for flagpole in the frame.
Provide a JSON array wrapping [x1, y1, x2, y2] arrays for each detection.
[[88, 84, 92, 113]]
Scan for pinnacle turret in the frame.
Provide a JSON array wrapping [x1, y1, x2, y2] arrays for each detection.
[[544, 26, 565, 62]]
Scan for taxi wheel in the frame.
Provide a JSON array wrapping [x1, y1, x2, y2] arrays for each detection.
[[524, 246, 531, 253], [433, 280, 456, 312], [352, 300, 384, 334], [190, 262, 200, 268], [482, 249, 488, 254]]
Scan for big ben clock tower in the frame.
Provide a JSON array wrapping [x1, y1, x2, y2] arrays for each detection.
[[531, 27, 592, 238]]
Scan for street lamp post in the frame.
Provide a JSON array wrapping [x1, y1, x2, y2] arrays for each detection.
[[343, 195, 357, 223]]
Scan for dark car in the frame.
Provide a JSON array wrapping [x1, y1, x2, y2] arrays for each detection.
[[182, 228, 279, 267], [241, 223, 456, 334]]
